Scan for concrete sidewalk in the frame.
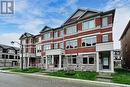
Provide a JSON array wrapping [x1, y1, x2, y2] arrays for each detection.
[[0, 70, 130, 87]]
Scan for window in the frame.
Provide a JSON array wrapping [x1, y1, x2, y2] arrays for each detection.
[[67, 55, 77, 64], [8, 49, 15, 54], [66, 39, 77, 49], [44, 32, 50, 40], [54, 31, 58, 38], [82, 19, 95, 31], [54, 43, 58, 49], [102, 34, 108, 42], [37, 45, 41, 52], [59, 30, 64, 37], [102, 17, 108, 27], [89, 57, 94, 64], [66, 26, 76, 35], [59, 42, 64, 49], [82, 36, 96, 47], [82, 54, 95, 64], [43, 44, 50, 50], [83, 57, 88, 64], [47, 55, 52, 64]]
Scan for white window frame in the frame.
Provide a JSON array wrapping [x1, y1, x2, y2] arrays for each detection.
[[59, 42, 64, 49], [59, 30, 64, 37], [82, 36, 96, 47], [102, 34, 109, 43], [43, 43, 50, 51], [66, 39, 77, 49], [66, 25, 76, 35], [67, 55, 77, 65], [54, 31, 58, 38], [102, 17, 108, 27], [82, 19, 95, 31], [44, 32, 50, 40], [54, 43, 58, 49]]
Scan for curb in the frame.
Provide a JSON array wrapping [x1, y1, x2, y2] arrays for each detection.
[[1, 71, 130, 87]]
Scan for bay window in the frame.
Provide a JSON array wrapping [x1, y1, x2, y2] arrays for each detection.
[[66, 39, 77, 49], [66, 26, 76, 35], [82, 19, 95, 31], [82, 36, 96, 47]]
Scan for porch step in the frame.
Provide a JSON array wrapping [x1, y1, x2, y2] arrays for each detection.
[[96, 72, 113, 82]]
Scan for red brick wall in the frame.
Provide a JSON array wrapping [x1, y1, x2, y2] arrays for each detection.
[[108, 33, 113, 42], [96, 34, 102, 43], [95, 18, 102, 27], [77, 22, 82, 32], [108, 15, 113, 24]]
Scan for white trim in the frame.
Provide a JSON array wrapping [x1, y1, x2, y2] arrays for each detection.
[[78, 52, 96, 55]]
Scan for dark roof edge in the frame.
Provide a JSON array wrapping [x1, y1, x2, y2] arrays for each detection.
[[119, 20, 130, 40]]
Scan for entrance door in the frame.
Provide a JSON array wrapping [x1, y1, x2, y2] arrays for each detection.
[[54, 55, 59, 67], [103, 57, 109, 69]]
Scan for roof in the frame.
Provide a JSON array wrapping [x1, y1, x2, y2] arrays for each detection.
[[19, 32, 34, 39], [40, 26, 53, 33], [0, 44, 20, 51], [119, 20, 130, 40]]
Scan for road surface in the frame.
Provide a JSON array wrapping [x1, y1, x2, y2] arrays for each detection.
[[0, 73, 127, 87]]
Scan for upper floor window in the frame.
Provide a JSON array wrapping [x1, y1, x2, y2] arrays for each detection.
[[44, 32, 50, 40], [102, 34, 108, 42], [8, 49, 15, 54], [59, 30, 64, 37], [43, 43, 50, 50], [66, 39, 77, 49], [82, 36, 96, 47], [0, 48, 2, 52], [37, 45, 41, 52], [82, 19, 95, 31], [54, 43, 58, 49], [102, 17, 108, 27], [54, 31, 58, 38], [66, 26, 76, 35], [59, 42, 64, 49]]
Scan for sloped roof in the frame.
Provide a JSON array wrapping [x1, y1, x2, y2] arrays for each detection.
[[0, 44, 20, 51], [63, 8, 101, 25], [19, 32, 34, 39], [120, 20, 130, 40], [40, 26, 53, 33]]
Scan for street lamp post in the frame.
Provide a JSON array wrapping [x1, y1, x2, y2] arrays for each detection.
[[11, 41, 23, 70]]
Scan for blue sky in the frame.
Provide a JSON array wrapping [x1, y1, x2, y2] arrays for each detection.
[[0, 0, 130, 49]]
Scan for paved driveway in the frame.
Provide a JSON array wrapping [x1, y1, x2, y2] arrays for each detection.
[[0, 73, 128, 87]]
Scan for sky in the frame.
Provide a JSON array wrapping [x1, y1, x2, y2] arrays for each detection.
[[0, 0, 130, 49]]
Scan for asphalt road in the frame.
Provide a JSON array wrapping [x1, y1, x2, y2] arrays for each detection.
[[0, 73, 128, 87]]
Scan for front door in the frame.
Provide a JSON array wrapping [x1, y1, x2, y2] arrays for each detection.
[[103, 57, 109, 69], [54, 55, 59, 67]]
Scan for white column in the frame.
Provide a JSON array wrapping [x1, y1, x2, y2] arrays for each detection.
[[59, 55, 62, 69], [52, 55, 54, 65], [27, 57, 30, 67], [96, 52, 99, 72], [45, 56, 48, 69], [111, 51, 114, 72]]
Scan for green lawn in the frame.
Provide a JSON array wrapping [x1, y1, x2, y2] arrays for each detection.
[[48, 70, 97, 80], [0, 67, 14, 70], [11, 67, 42, 73], [112, 68, 130, 85]]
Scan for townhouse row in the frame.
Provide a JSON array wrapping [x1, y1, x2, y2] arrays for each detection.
[[20, 8, 115, 72]]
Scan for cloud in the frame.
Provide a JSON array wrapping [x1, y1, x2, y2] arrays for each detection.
[[0, 33, 21, 47], [102, 0, 130, 49]]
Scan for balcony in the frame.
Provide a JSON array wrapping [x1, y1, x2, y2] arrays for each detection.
[[45, 49, 65, 55], [96, 42, 113, 51]]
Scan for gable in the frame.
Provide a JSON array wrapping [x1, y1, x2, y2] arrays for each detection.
[[19, 32, 34, 39], [64, 9, 86, 24], [79, 11, 99, 19], [40, 26, 52, 33]]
